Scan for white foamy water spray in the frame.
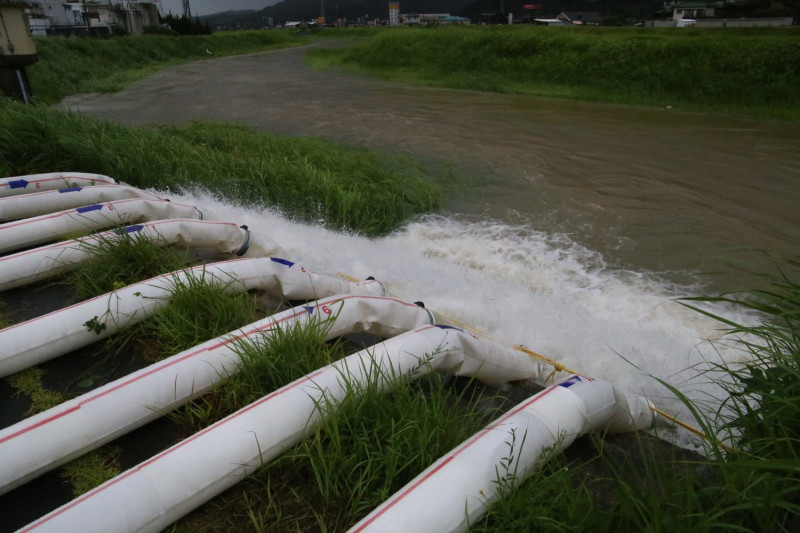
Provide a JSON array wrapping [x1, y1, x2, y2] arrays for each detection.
[[166, 188, 759, 452]]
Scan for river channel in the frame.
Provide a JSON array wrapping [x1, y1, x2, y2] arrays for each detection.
[[58, 42, 800, 450], [60, 42, 800, 293]]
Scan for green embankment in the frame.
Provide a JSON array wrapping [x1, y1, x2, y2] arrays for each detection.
[[0, 102, 438, 236], [28, 30, 299, 105], [308, 26, 800, 120]]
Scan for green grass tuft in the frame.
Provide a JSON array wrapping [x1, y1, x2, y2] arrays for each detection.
[[6, 368, 64, 415], [167, 316, 339, 434], [142, 270, 259, 358], [60, 447, 122, 496], [66, 229, 189, 300], [285, 369, 500, 525]]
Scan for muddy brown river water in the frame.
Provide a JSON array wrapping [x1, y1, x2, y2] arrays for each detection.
[[60, 42, 800, 291]]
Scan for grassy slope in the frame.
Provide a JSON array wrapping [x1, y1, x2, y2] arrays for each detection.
[[0, 104, 438, 237], [307, 26, 800, 120], [28, 31, 299, 105]]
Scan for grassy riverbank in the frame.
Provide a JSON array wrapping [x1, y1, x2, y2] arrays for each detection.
[[28, 30, 300, 105], [307, 26, 800, 120], [0, 101, 438, 235]]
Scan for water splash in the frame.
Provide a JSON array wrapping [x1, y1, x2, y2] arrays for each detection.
[[167, 187, 759, 453]]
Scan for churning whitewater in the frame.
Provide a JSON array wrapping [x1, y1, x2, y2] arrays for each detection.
[[166, 187, 758, 453]]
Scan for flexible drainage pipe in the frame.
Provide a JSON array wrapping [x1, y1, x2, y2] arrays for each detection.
[[0, 185, 165, 222], [0, 172, 117, 198], [19, 324, 544, 533], [0, 295, 434, 496], [0, 219, 252, 292], [0, 198, 202, 254], [350, 375, 656, 533], [0, 256, 384, 377]]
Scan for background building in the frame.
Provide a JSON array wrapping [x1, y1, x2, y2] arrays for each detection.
[[24, 1, 160, 35]]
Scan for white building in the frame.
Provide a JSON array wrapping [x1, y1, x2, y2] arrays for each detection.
[[25, 1, 159, 35], [666, 1, 719, 20], [649, 1, 793, 27]]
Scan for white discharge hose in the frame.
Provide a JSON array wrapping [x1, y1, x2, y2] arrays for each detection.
[[350, 375, 656, 533], [0, 198, 202, 254], [0, 185, 165, 222], [0, 256, 384, 377], [20, 325, 545, 533], [0, 219, 252, 292], [0, 295, 434, 496], [0, 172, 117, 198]]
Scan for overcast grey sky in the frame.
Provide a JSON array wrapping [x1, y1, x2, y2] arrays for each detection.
[[158, 1, 275, 17]]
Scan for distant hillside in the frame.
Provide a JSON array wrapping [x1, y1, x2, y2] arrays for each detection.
[[463, 0, 663, 21], [202, 0, 663, 27], [200, 9, 261, 29], [204, 0, 473, 27]]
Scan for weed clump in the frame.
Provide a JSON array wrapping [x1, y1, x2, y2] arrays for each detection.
[[283, 371, 499, 526], [67, 230, 189, 300], [167, 318, 337, 434], [142, 270, 259, 358], [60, 447, 122, 496], [6, 367, 64, 415]]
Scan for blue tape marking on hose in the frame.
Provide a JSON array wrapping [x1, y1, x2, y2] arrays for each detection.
[[8, 179, 29, 189], [58, 187, 83, 193], [558, 376, 582, 388], [113, 225, 143, 235], [76, 204, 103, 213], [270, 257, 295, 267]]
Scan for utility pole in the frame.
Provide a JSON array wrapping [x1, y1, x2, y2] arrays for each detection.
[[182, 0, 191, 18]]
